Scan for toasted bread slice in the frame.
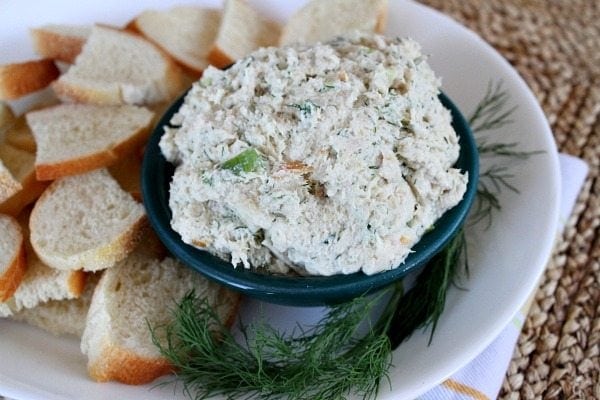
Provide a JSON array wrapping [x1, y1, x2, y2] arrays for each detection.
[[0, 208, 86, 317], [26, 104, 154, 181], [30, 24, 91, 64], [81, 251, 240, 384], [0, 214, 26, 302], [131, 7, 221, 77], [29, 169, 147, 272], [279, 0, 388, 46], [0, 143, 49, 216], [10, 272, 100, 336], [207, 0, 281, 68], [0, 59, 60, 100], [52, 25, 187, 105]]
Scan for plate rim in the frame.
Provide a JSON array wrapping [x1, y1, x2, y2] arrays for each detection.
[[0, 1, 561, 399]]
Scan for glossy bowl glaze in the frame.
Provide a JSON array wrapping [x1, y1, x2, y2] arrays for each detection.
[[141, 91, 479, 306]]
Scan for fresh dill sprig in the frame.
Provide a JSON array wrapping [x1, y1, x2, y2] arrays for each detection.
[[152, 287, 403, 400], [386, 229, 467, 349], [471, 165, 519, 227], [468, 80, 517, 133], [469, 80, 543, 226]]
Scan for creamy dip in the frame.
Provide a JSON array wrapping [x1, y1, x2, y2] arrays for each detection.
[[160, 33, 468, 276]]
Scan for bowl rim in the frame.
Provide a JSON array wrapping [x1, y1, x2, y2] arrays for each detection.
[[141, 90, 479, 306]]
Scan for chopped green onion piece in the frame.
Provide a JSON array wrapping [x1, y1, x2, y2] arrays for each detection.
[[221, 148, 263, 174]]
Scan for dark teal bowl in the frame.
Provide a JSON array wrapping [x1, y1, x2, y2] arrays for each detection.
[[142, 92, 479, 307]]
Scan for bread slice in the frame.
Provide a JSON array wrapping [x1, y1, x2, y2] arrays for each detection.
[[207, 0, 281, 68], [279, 0, 388, 46], [0, 143, 49, 216], [26, 104, 154, 181], [81, 251, 240, 384], [0, 160, 21, 203], [0, 208, 86, 317], [131, 7, 221, 77], [0, 214, 26, 302], [0, 59, 60, 100], [52, 25, 187, 105], [4, 98, 61, 153], [30, 24, 91, 64], [10, 272, 100, 337], [29, 169, 147, 272]]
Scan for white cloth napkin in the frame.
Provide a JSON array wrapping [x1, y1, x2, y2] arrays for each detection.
[[419, 153, 589, 400]]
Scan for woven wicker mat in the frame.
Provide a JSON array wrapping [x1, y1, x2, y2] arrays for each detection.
[[418, 0, 599, 399]]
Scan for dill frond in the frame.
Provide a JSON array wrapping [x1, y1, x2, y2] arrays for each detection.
[[386, 229, 467, 349], [468, 80, 517, 133], [152, 289, 399, 400]]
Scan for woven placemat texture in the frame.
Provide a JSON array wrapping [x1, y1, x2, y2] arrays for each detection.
[[418, 1, 599, 399]]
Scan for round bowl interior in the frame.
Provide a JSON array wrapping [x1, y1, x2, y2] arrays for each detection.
[[141, 91, 479, 307]]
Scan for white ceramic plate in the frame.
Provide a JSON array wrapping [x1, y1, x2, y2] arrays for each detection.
[[0, 1, 560, 399]]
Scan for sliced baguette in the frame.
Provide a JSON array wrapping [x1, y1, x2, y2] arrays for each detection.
[[131, 7, 221, 77], [0, 214, 26, 302], [5, 98, 62, 153], [0, 59, 60, 100], [207, 0, 281, 68], [30, 24, 91, 64], [52, 25, 187, 105], [26, 104, 154, 181], [279, 0, 388, 46], [81, 251, 240, 384], [11, 272, 100, 337], [0, 208, 86, 317], [29, 169, 147, 272], [0, 143, 49, 216]]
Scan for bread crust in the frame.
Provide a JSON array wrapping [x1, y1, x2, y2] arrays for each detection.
[[51, 79, 122, 105], [0, 216, 27, 301], [0, 173, 49, 217], [207, 46, 235, 69], [34, 121, 152, 181], [30, 28, 87, 64], [88, 344, 173, 384], [0, 59, 60, 100], [68, 270, 88, 297]]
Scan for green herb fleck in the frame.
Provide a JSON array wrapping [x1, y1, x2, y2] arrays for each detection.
[[201, 174, 213, 186], [319, 83, 336, 92], [221, 148, 264, 175], [286, 100, 321, 117]]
